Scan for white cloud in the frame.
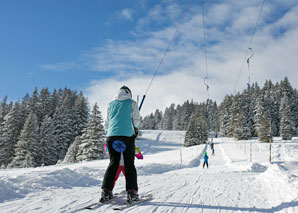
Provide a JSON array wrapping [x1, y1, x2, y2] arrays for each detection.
[[85, 70, 211, 120], [83, 0, 298, 118], [120, 9, 134, 21], [40, 62, 81, 71]]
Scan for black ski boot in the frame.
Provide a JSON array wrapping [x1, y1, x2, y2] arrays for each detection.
[[99, 188, 113, 203], [127, 189, 139, 204]]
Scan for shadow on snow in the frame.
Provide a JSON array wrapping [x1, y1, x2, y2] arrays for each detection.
[[141, 200, 298, 212]]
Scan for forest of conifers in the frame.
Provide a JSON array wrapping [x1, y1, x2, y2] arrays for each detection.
[[0, 77, 297, 168]]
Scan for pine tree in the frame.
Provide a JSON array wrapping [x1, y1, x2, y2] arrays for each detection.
[[292, 90, 298, 135], [161, 104, 175, 130], [0, 96, 8, 152], [184, 113, 208, 147], [280, 95, 293, 140], [233, 111, 248, 140], [173, 105, 184, 130], [219, 95, 233, 137], [140, 116, 150, 129], [148, 113, 155, 129], [229, 92, 252, 140], [9, 112, 40, 168], [29, 88, 41, 121], [63, 136, 81, 163], [39, 116, 58, 165], [75, 103, 106, 162], [19, 93, 30, 129], [184, 114, 198, 147], [249, 82, 261, 137], [0, 96, 8, 120], [0, 103, 23, 167], [49, 89, 59, 117], [263, 80, 280, 136], [254, 96, 266, 135], [52, 94, 75, 160], [206, 99, 219, 134], [153, 109, 163, 130], [258, 112, 272, 142], [181, 101, 193, 130], [39, 87, 51, 122], [279, 77, 293, 98], [72, 91, 89, 137]]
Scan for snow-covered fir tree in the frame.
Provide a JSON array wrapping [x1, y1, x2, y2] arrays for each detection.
[[63, 136, 81, 163], [148, 113, 155, 129], [249, 83, 261, 137], [9, 112, 40, 168], [279, 77, 293, 98], [153, 109, 163, 130], [280, 95, 293, 140], [291, 90, 298, 135], [0, 96, 8, 121], [75, 103, 106, 162], [181, 100, 194, 130], [219, 95, 233, 137], [0, 97, 8, 141], [184, 114, 198, 147], [140, 116, 150, 129], [49, 89, 59, 117], [173, 105, 184, 130], [39, 87, 52, 122], [0, 103, 24, 167], [72, 91, 89, 137], [29, 88, 41, 121], [161, 104, 175, 130], [52, 94, 75, 160], [205, 99, 219, 134], [227, 90, 252, 140], [184, 112, 208, 147], [254, 95, 266, 136], [262, 80, 279, 136], [258, 112, 272, 143], [39, 115, 58, 165]]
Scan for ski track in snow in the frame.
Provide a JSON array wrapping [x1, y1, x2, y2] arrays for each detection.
[[0, 130, 298, 212]]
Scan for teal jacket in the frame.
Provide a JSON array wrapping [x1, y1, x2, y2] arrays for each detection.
[[105, 88, 140, 137], [203, 155, 209, 162]]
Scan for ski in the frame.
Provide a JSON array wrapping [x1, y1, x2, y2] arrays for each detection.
[[112, 194, 153, 211], [84, 191, 126, 210], [84, 198, 115, 210]]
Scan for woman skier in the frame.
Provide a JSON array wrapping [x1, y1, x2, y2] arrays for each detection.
[[100, 86, 140, 203]]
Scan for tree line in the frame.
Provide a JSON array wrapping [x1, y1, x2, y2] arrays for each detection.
[[1, 77, 296, 168], [141, 77, 298, 146], [0, 87, 105, 169]]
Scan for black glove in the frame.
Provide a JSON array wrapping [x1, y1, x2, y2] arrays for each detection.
[[134, 127, 139, 139]]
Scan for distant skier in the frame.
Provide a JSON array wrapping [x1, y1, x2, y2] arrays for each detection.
[[212, 148, 215, 155], [203, 152, 209, 168], [100, 86, 140, 203], [210, 142, 214, 151]]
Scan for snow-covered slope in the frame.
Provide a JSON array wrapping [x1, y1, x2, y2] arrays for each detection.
[[0, 130, 297, 212]]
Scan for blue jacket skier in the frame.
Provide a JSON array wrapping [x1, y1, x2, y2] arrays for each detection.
[[203, 152, 209, 168], [100, 86, 141, 203]]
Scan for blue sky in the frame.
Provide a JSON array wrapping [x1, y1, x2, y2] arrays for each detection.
[[0, 0, 149, 99], [1, 0, 298, 117]]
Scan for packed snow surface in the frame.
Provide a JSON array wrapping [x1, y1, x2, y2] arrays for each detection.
[[0, 130, 297, 212]]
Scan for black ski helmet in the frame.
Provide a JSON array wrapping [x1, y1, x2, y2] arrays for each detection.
[[120, 85, 132, 97]]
